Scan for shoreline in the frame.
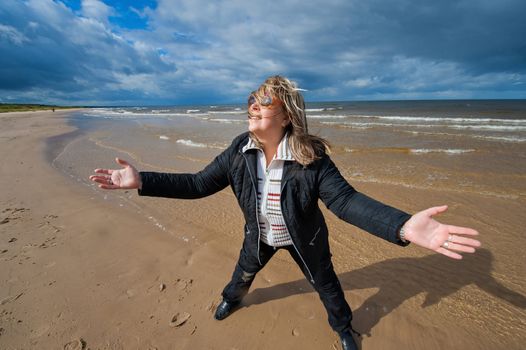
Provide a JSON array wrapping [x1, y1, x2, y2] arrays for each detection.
[[0, 110, 524, 349]]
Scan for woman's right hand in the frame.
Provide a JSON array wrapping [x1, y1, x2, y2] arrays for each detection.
[[89, 158, 142, 190]]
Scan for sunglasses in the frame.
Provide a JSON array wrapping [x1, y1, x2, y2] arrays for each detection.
[[247, 93, 284, 119], [248, 93, 273, 107]]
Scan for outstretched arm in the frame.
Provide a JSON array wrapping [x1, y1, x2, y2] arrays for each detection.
[[401, 205, 480, 260], [89, 158, 141, 190], [317, 156, 480, 259]]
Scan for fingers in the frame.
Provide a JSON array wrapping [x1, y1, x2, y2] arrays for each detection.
[[447, 225, 479, 237], [436, 247, 463, 260], [443, 242, 476, 253], [92, 158, 131, 175], [98, 184, 120, 190], [115, 157, 130, 167], [437, 230, 481, 259], [449, 235, 481, 248], [89, 175, 113, 185], [89, 175, 109, 183], [422, 205, 448, 217], [89, 175, 118, 190], [93, 168, 113, 175]]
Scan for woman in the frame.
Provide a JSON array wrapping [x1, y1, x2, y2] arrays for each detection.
[[90, 76, 480, 350]]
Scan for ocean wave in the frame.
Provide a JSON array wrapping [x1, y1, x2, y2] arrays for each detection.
[[208, 110, 246, 115], [88, 108, 135, 115], [410, 149, 476, 154], [308, 114, 349, 119], [319, 121, 371, 129], [85, 108, 213, 119], [306, 107, 341, 112], [344, 147, 475, 155], [473, 135, 526, 143], [206, 118, 245, 124], [448, 125, 526, 131], [175, 139, 227, 149], [405, 130, 526, 143], [159, 135, 170, 140], [321, 121, 436, 129], [320, 120, 526, 133], [85, 110, 190, 118], [176, 139, 207, 148], [376, 116, 526, 124]]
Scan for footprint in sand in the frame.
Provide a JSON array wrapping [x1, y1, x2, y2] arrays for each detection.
[[1, 208, 29, 223], [39, 214, 61, 234], [1, 208, 30, 227], [175, 278, 193, 292], [31, 324, 51, 338], [1, 292, 24, 306], [64, 338, 87, 350], [206, 299, 219, 312], [44, 261, 56, 268], [169, 312, 191, 327]]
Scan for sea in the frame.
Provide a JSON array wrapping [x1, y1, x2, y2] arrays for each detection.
[[54, 99, 526, 202]]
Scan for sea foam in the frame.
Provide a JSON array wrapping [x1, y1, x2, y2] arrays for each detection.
[[176, 139, 207, 148]]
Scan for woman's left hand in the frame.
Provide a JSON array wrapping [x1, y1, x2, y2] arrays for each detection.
[[402, 205, 481, 259]]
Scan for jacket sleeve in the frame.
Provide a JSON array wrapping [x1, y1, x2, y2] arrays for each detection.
[[137, 135, 242, 199], [317, 155, 411, 245]]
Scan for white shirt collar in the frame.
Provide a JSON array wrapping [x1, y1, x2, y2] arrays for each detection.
[[242, 133, 294, 161]]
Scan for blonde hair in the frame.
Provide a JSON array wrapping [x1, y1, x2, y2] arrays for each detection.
[[250, 75, 331, 166]]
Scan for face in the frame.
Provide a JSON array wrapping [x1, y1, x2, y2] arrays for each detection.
[[247, 92, 289, 139]]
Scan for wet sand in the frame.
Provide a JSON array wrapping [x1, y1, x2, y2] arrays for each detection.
[[0, 110, 525, 349]]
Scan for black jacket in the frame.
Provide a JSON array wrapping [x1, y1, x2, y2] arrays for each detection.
[[139, 132, 411, 283]]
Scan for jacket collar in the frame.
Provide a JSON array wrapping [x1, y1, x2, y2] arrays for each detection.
[[241, 132, 295, 161]]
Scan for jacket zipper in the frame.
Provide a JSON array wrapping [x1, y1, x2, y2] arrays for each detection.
[[281, 180, 315, 284], [240, 150, 315, 283], [240, 150, 263, 266]]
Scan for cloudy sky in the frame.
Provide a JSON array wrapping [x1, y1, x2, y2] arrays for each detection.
[[1, 0, 525, 105]]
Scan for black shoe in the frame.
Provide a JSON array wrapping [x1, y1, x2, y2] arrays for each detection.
[[214, 299, 240, 320], [339, 329, 359, 350]]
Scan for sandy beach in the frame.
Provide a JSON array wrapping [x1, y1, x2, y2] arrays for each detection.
[[1, 109, 525, 349]]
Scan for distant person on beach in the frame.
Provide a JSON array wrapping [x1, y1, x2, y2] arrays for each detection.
[[89, 75, 481, 350]]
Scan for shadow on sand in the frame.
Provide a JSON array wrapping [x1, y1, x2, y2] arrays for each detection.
[[244, 248, 525, 343]]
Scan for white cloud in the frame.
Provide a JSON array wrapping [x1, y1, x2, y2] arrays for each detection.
[[81, 0, 115, 26], [0, 24, 29, 45], [345, 77, 380, 88]]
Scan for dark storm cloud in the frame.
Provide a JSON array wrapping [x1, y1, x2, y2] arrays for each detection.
[[0, 0, 524, 104]]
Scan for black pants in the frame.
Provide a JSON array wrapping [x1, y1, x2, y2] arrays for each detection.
[[221, 240, 353, 333]]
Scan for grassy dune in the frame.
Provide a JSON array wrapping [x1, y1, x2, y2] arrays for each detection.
[[0, 104, 78, 113]]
